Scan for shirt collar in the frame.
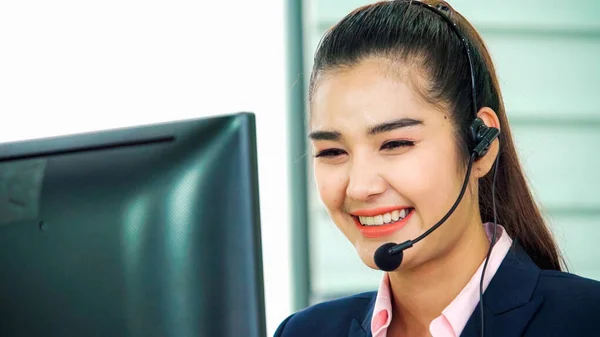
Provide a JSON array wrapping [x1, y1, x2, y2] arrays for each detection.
[[370, 222, 513, 337]]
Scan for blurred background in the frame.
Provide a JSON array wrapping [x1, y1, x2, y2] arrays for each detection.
[[1, 0, 599, 336]]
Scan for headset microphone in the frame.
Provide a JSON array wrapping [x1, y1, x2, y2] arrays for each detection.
[[373, 119, 499, 272]]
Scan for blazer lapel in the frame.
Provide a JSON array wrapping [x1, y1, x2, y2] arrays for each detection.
[[348, 319, 369, 337], [461, 242, 544, 337], [348, 293, 376, 337]]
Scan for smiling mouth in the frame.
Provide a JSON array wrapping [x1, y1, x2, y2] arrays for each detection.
[[352, 208, 415, 238], [356, 208, 413, 226]]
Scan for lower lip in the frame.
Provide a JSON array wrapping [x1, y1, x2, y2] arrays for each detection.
[[354, 210, 414, 239]]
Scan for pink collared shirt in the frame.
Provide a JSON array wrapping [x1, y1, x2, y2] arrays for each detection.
[[371, 222, 513, 337]]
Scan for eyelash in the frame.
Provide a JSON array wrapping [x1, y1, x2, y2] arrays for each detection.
[[315, 140, 415, 158], [381, 140, 415, 150], [315, 148, 346, 158]]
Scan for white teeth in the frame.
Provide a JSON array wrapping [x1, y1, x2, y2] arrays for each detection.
[[358, 209, 411, 226], [399, 209, 407, 218]]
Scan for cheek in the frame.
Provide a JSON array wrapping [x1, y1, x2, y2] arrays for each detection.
[[313, 163, 346, 210], [387, 147, 461, 214]]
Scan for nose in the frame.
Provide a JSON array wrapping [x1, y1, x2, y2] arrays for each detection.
[[346, 158, 387, 202]]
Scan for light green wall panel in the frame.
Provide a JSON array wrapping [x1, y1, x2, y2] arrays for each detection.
[[486, 35, 600, 119], [549, 215, 600, 279], [512, 126, 600, 209]]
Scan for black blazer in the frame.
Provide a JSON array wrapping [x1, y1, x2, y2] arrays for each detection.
[[274, 243, 600, 337]]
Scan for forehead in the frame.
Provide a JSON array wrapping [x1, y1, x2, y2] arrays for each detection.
[[309, 58, 436, 132]]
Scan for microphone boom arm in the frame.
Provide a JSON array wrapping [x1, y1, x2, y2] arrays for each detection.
[[386, 152, 477, 256]]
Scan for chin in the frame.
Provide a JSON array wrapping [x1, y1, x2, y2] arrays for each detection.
[[341, 214, 422, 271], [354, 238, 422, 272], [354, 240, 385, 270], [357, 252, 379, 270]]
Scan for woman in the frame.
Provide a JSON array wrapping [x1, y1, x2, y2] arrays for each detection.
[[275, 1, 600, 337]]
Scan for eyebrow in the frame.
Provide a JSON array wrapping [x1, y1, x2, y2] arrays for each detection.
[[308, 130, 342, 141], [308, 118, 423, 141], [368, 118, 423, 135]]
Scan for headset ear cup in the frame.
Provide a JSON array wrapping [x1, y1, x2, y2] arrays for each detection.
[[469, 118, 500, 158], [469, 118, 487, 151]]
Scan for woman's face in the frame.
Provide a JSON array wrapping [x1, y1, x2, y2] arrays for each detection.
[[309, 58, 479, 271]]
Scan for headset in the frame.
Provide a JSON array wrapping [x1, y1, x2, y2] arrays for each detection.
[[372, 2, 501, 337]]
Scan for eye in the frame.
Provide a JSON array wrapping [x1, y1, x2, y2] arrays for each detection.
[[380, 140, 415, 151], [315, 148, 347, 158]]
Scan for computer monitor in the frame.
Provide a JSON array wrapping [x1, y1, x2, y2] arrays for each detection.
[[0, 112, 266, 337]]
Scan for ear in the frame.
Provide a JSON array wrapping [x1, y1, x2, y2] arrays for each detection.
[[473, 107, 500, 179]]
